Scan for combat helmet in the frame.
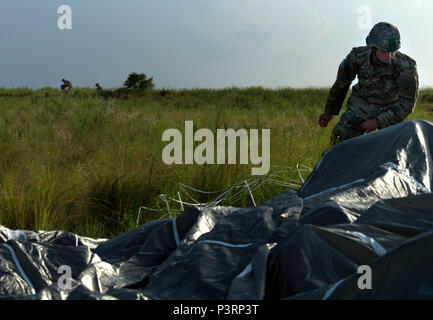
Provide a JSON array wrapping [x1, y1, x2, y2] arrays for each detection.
[[366, 22, 401, 52]]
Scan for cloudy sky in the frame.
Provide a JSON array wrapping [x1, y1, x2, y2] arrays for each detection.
[[1, 0, 432, 89]]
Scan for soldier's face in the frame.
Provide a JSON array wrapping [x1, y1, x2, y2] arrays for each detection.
[[375, 49, 396, 63]]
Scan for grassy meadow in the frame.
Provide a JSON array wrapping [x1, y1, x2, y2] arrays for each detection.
[[0, 86, 433, 238]]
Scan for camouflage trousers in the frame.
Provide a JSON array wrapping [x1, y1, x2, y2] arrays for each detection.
[[330, 95, 398, 146]]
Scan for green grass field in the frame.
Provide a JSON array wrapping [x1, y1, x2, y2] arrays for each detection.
[[1, 86, 432, 238]]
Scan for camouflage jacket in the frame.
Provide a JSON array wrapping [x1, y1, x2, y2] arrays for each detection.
[[324, 46, 419, 129]]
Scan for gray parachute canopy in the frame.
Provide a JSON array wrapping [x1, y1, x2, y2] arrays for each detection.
[[1, 119, 433, 300]]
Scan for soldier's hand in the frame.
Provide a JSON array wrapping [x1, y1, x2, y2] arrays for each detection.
[[318, 113, 332, 127], [360, 118, 378, 132]]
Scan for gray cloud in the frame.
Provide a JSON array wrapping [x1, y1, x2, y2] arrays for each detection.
[[0, 0, 432, 89]]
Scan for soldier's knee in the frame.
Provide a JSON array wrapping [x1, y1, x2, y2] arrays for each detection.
[[330, 133, 341, 146], [330, 124, 363, 146], [330, 123, 345, 145], [330, 131, 346, 147]]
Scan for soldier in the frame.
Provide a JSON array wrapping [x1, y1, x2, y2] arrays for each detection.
[[318, 22, 419, 146], [60, 78, 73, 91], [95, 83, 103, 92]]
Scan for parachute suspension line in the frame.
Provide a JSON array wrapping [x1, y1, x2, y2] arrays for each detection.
[[138, 165, 311, 220], [177, 192, 184, 211], [159, 194, 206, 207], [136, 207, 142, 227], [1, 244, 36, 295], [178, 184, 208, 205], [205, 184, 238, 208], [296, 163, 305, 184], [244, 180, 256, 207], [172, 217, 180, 246], [223, 177, 261, 205], [179, 182, 228, 194], [159, 194, 173, 218], [136, 206, 160, 227]]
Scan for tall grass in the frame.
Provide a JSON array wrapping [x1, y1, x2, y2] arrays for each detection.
[[0, 86, 432, 238]]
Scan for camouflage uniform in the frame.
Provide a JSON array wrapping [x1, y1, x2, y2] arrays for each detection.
[[61, 79, 73, 91], [324, 23, 419, 145]]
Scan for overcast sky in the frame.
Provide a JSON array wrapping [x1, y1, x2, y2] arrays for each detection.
[[1, 0, 432, 89]]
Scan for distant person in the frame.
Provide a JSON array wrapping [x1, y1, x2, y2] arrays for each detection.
[[60, 79, 73, 91], [318, 22, 419, 146], [95, 83, 104, 92]]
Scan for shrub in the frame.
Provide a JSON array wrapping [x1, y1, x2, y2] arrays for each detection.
[[123, 72, 154, 90]]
